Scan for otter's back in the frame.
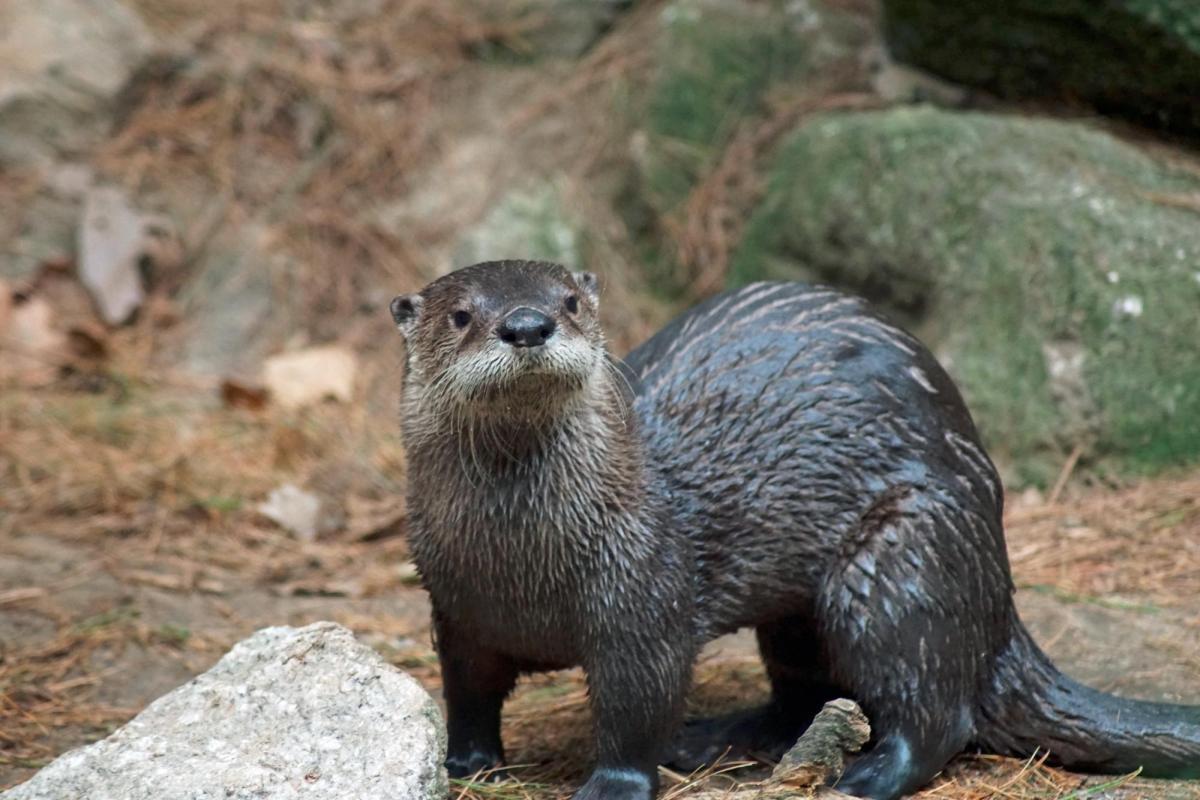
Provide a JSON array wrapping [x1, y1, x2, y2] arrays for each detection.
[[623, 282, 1005, 633]]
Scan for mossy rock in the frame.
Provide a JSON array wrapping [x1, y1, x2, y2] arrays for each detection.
[[630, 0, 870, 296], [640, 0, 866, 216], [732, 107, 1200, 481], [881, 0, 1200, 138]]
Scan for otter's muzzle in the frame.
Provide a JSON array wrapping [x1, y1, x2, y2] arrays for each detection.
[[496, 307, 556, 348]]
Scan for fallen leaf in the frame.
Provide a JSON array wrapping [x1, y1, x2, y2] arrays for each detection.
[[262, 345, 358, 410], [78, 185, 147, 325], [67, 322, 110, 360], [220, 378, 270, 411], [257, 483, 323, 541], [0, 284, 69, 386]]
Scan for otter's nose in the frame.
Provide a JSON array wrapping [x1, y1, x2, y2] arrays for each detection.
[[496, 307, 556, 348]]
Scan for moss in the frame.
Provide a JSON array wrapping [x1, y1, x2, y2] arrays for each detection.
[[881, 0, 1200, 138], [632, 0, 865, 296], [733, 107, 1200, 478]]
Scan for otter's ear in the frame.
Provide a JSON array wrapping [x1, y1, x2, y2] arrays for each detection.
[[389, 294, 423, 338], [573, 271, 599, 305]]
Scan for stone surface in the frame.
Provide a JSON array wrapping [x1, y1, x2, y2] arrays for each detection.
[[0, 0, 154, 167], [733, 106, 1200, 481], [0, 164, 94, 283], [175, 225, 291, 377], [638, 0, 871, 219], [453, 181, 582, 269], [881, 0, 1200, 138], [478, 0, 630, 59], [1, 622, 447, 800]]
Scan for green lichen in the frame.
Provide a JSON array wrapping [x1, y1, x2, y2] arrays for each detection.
[[733, 107, 1200, 480]]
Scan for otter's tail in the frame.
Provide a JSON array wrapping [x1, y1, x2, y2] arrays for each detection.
[[975, 618, 1200, 777]]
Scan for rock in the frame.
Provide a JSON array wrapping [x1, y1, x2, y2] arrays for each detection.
[[629, 0, 873, 296], [174, 226, 291, 377], [0, 0, 154, 167], [453, 181, 583, 268], [880, 0, 1200, 138], [733, 107, 1200, 481], [0, 164, 95, 283], [1, 622, 447, 800], [477, 0, 629, 59], [77, 186, 148, 325], [263, 346, 359, 410], [0, 193, 80, 283], [520, 0, 629, 58]]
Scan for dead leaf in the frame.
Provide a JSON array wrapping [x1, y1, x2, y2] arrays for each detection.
[[257, 483, 323, 541], [0, 284, 69, 386], [220, 378, 270, 411], [78, 185, 147, 325], [67, 322, 110, 360], [262, 345, 358, 409]]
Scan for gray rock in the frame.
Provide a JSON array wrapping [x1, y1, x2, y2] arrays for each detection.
[[0, 164, 95, 283], [0, 0, 154, 167], [453, 181, 582, 269], [519, 0, 629, 58], [175, 225, 291, 377], [2, 622, 447, 800]]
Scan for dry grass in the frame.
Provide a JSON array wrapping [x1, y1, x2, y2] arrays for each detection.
[[2, 1, 1199, 797], [4, 370, 1199, 797], [1006, 473, 1200, 608]]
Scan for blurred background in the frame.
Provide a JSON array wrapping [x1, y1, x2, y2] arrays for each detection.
[[1, 0, 1198, 797]]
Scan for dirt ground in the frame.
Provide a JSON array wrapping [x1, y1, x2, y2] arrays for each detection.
[[3, 452, 1199, 798], [3, 1, 1199, 798]]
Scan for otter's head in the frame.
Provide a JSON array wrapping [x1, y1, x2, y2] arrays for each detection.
[[390, 260, 604, 423]]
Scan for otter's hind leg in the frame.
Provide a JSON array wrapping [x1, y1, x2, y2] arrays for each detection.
[[665, 615, 841, 770], [818, 487, 1007, 800]]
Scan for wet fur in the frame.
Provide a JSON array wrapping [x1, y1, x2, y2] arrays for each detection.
[[394, 261, 1200, 800]]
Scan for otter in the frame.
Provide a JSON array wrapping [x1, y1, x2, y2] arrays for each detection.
[[390, 260, 1200, 800]]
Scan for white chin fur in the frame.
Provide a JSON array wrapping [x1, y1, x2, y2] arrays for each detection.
[[440, 336, 600, 403]]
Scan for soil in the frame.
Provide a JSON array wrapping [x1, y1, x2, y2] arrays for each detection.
[[3, 476, 1199, 799]]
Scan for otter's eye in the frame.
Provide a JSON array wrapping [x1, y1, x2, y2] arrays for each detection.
[[565, 294, 579, 314], [451, 310, 472, 329]]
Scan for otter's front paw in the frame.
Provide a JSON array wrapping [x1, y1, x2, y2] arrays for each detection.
[[573, 767, 656, 800], [445, 750, 506, 781]]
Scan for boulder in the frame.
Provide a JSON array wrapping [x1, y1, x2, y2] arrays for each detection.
[[477, 0, 630, 59], [174, 225, 293, 377], [453, 181, 583, 269], [637, 0, 871, 218], [733, 107, 1200, 482], [0, 0, 154, 167], [1, 622, 447, 800], [881, 0, 1200, 138]]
